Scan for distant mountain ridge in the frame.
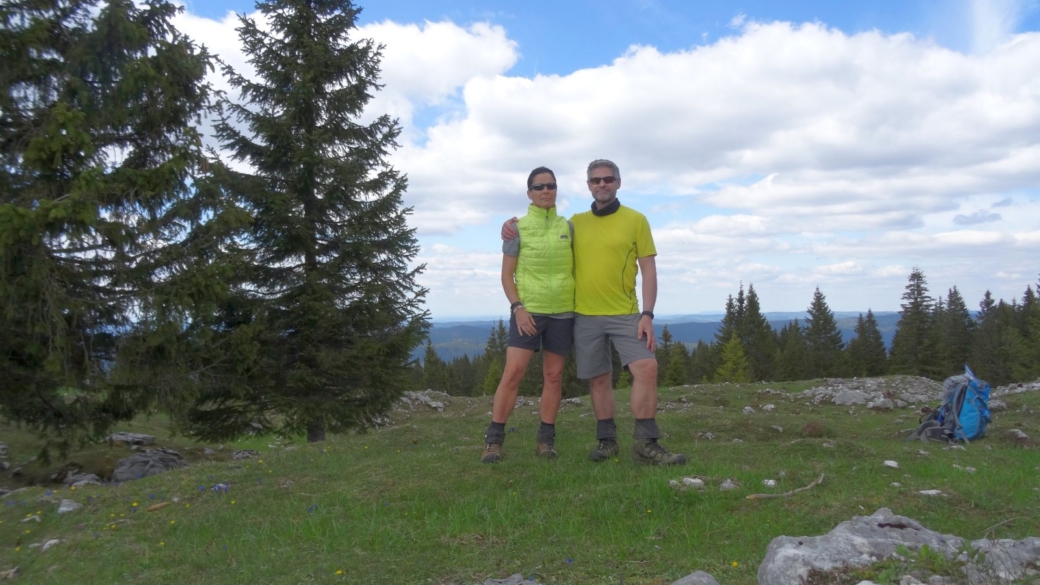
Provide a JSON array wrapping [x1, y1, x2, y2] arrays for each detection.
[[419, 311, 901, 362]]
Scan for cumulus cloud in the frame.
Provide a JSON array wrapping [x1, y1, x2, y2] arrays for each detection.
[[172, 6, 1040, 316]]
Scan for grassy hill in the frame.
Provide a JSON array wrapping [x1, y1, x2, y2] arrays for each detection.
[[1, 377, 1036, 584]]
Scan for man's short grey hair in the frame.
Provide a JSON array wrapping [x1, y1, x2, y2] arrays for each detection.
[[587, 159, 620, 179]]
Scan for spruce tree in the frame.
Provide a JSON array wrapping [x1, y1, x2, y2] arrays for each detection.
[[940, 287, 973, 375], [804, 287, 844, 377], [845, 310, 887, 377], [1018, 284, 1040, 380], [689, 340, 714, 383], [657, 325, 674, 377], [888, 268, 940, 378], [775, 319, 810, 381], [0, 0, 212, 447], [662, 342, 689, 387], [743, 284, 777, 381], [715, 335, 751, 383], [972, 299, 1029, 385], [191, 0, 428, 442]]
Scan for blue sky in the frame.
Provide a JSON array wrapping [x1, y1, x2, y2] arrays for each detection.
[[175, 0, 1040, 320]]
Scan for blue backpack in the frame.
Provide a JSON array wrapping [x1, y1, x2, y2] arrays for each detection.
[[908, 366, 992, 443]]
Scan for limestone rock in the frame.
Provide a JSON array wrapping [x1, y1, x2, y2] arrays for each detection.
[[832, 390, 869, 405], [112, 448, 188, 482], [757, 508, 964, 585], [64, 472, 101, 487], [670, 570, 721, 585], [57, 499, 82, 514], [106, 432, 156, 446], [397, 390, 450, 412]]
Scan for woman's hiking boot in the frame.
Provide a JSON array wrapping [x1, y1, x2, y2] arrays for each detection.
[[588, 438, 619, 462], [481, 443, 503, 464], [534, 442, 557, 459], [631, 439, 686, 466]]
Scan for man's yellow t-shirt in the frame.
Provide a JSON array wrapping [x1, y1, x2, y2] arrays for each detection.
[[571, 204, 656, 315]]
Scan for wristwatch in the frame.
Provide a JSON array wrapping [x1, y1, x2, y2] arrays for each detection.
[[511, 301, 524, 314], [641, 310, 654, 319]]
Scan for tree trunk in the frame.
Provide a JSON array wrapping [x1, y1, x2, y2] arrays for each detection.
[[306, 420, 326, 443]]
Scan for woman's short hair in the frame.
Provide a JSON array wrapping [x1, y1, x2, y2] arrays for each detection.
[[527, 166, 556, 189]]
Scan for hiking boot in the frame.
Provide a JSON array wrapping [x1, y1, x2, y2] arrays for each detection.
[[481, 443, 503, 464], [588, 439, 620, 462], [534, 442, 557, 460], [631, 440, 686, 466]]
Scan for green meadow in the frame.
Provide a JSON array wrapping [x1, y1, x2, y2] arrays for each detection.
[[2, 378, 1038, 584]]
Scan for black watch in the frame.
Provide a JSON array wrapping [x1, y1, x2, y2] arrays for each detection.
[[510, 301, 524, 313], [641, 310, 654, 319]]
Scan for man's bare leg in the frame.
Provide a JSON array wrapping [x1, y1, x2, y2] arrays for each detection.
[[627, 358, 658, 418]]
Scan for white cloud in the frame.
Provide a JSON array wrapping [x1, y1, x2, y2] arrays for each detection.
[[173, 7, 1040, 316]]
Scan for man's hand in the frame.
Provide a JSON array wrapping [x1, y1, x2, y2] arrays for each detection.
[[637, 316, 656, 352], [501, 217, 518, 241], [516, 307, 537, 336]]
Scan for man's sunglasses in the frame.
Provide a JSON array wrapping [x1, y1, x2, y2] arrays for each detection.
[[530, 183, 557, 191], [588, 176, 616, 185]]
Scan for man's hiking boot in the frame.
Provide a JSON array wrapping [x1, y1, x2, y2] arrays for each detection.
[[481, 443, 503, 464], [588, 439, 619, 462], [534, 442, 557, 459], [631, 440, 686, 466]]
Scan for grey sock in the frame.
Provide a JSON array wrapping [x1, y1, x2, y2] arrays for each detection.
[[634, 418, 660, 441], [485, 421, 506, 445], [596, 418, 618, 441], [537, 422, 555, 445]]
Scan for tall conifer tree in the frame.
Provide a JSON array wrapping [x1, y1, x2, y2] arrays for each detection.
[[193, 0, 428, 442], [743, 284, 777, 381], [0, 0, 212, 447], [845, 310, 887, 377], [804, 287, 844, 377], [939, 287, 974, 375], [889, 268, 941, 378]]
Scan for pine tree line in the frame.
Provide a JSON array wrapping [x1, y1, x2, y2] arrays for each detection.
[[422, 271, 1040, 395]]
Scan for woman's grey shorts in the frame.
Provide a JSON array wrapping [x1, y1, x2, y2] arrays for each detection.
[[574, 314, 656, 379], [507, 314, 574, 355]]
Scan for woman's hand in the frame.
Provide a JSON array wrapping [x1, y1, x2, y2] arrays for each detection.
[[516, 307, 537, 336]]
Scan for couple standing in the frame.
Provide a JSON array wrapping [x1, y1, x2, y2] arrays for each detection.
[[481, 159, 685, 466]]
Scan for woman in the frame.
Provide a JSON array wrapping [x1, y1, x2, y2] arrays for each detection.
[[481, 166, 575, 463]]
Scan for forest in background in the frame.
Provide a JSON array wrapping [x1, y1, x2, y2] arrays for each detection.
[[416, 269, 1040, 397]]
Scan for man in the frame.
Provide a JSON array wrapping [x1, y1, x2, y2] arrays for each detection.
[[504, 159, 685, 465]]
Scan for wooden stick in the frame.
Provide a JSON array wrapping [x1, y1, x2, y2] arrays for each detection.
[[746, 473, 825, 500]]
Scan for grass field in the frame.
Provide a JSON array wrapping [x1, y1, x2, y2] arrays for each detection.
[[2, 378, 1038, 584]]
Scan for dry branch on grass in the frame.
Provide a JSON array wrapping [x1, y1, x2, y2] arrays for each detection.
[[747, 473, 825, 500]]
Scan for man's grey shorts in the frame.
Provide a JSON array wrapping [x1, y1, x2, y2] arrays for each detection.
[[574, 314, 656, 379], [507, 314, 574, 355]]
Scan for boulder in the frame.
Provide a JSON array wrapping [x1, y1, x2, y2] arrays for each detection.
[[64, 472, 102, 487], [232, 450, 260, 460], [758, 508, 1040, 585], [106, 432, 156, 446], [757, 508, 964, 585], [112, 448, 188, 482]]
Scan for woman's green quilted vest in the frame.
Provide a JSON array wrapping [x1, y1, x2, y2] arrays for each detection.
[[515, 205, 574, 314]]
